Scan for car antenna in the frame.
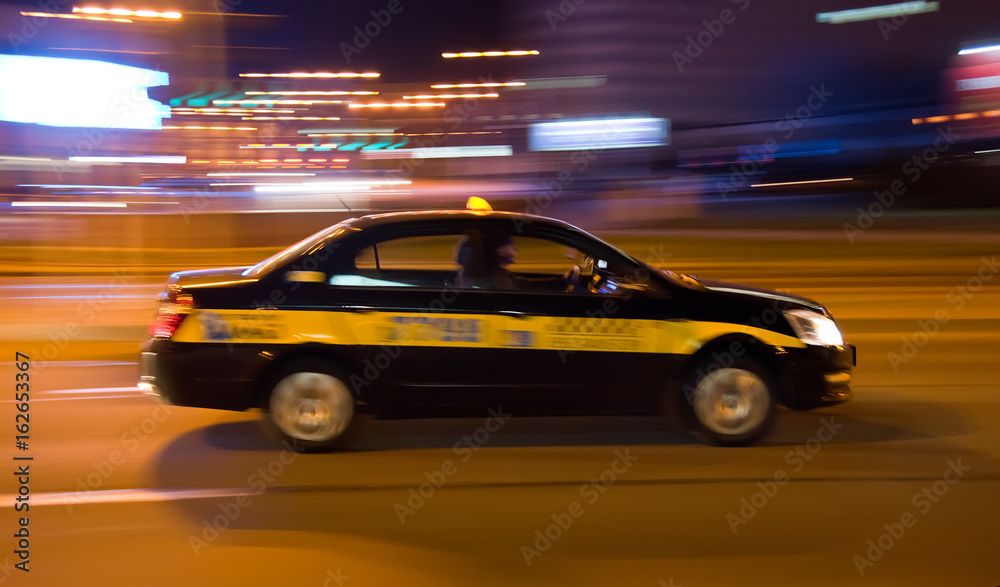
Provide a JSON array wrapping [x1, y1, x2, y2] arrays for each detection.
[[334, 193, 353, 212]]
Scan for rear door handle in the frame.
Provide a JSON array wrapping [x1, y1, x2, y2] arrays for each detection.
[[499, 310, 535, 319]]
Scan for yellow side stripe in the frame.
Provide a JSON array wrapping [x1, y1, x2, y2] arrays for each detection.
[[171, 309, 806, 353]]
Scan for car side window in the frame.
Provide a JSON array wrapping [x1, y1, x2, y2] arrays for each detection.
[[328, 234, 470, 288], [482, 231, 639, 295], [505, 236, 584, 278]]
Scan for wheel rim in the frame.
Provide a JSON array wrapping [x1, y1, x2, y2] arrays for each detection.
[[270, 372, 354, 442], [692, 368, 770, 437]]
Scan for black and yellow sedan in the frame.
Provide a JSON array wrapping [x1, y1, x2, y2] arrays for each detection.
[[139, 200, 855, 449]]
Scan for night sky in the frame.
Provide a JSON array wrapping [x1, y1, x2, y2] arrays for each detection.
[[225, 0, 507, 80]]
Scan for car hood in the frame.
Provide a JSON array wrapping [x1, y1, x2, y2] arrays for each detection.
[[166, 266, 256, 289], [696, 278, 828, 315]]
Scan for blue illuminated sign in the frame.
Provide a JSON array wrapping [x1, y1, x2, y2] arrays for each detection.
[[0, 55, 170, 130], [529, 117, 669, 152]]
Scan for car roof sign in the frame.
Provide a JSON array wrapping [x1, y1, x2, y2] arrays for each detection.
[[466, 196, 492, 211]]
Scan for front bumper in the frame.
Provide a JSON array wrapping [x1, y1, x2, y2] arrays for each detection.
[[779, 343, 856, 409]]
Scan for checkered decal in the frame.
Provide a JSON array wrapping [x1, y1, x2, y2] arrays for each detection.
[[547, 318, 642, 338]]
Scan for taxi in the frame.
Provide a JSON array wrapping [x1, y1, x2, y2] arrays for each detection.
[[138, 198, 855, 449]]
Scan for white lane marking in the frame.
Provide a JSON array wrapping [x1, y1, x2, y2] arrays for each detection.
[[42, 386, 143, 396], [19, 360, 138, 367], [2, 395, 148, 403], [0, 284, 159, 290], [0, 295, 154, 300], [1, 386, 148, 402], [3, 488, 247, 508]]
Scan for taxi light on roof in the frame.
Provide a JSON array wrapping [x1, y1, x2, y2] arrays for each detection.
[[466, 197, 492, 211]]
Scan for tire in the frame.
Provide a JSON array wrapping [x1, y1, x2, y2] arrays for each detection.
[[260, 359, 357, 452], [678, 357, 776, 446]]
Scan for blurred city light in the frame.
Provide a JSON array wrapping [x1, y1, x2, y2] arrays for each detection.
[[242, 116, 342, 121], [68, 156, 186, 164], [431, 82, 526, 89], [214, 99, 345, 105], [348, 102, 446, 108], [244, 91, 378, 96], [441, 50, 539, 58], [0, 55, 169, 129], [73, 7, 183, 19], [10, 201, 128, 207], [20, 11, 132, 22], [239, 72, 380, 78], [959, 44, 1000, 55], [402, 93, 499, 99], [750, 178, 855, 188], [18, 184, 159, 189], [161, 126, 256, 130], [360, 146, 513, 159], [528, 117, 669, 151], [816, 1, 939, 24]]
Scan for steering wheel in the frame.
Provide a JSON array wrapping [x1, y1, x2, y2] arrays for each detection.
[[563, 265, 581, 293]]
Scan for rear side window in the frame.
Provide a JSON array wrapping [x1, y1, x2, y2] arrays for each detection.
[[329, 233, 469, 288]]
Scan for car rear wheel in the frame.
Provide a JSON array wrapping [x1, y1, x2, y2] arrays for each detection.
[[679, 358, 776, 446], [262, 360, 356, 451]]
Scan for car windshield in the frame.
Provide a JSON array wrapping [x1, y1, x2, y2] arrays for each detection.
[[242, 222, 352, 277]]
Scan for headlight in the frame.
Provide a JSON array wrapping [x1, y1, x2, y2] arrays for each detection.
[[783, 309, 843, 346]]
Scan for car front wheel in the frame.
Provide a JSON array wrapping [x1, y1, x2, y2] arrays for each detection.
[[679, 358, 776, 446], [262, 361, 356, 451]]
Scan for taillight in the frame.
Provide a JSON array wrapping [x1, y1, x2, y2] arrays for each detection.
[[149, 290, 194, 338]]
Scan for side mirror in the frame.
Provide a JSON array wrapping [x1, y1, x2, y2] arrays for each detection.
[[285, 271, 326, 284]]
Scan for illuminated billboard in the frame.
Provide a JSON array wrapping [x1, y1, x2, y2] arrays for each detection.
[[529, 117, 669, 152], [0, 55, 170, 130]]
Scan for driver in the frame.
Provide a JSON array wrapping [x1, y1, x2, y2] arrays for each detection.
[[486, 235, 579, 291]]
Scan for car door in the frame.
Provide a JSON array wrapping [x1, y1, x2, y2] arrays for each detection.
[[460, 222, 681, 415], [313, 221, 522, 415]]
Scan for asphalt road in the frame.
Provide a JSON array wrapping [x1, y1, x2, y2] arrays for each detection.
[[1, 228, 998, 586]]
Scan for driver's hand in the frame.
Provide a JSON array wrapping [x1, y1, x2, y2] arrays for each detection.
[[563, 265, 580, 292]]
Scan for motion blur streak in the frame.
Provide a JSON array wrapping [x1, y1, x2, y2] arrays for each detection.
[[2, 0, 1000, 584]]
